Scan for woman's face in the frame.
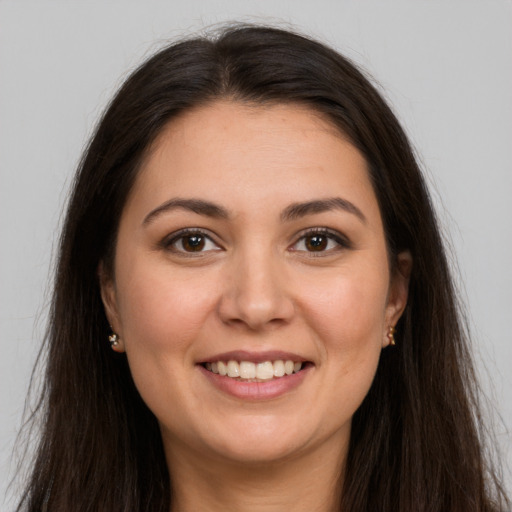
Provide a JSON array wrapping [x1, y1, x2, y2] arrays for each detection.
[[101, 101, 410, 467]]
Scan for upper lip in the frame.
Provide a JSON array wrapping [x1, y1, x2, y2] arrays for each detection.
[[199, 350, 310, 364]]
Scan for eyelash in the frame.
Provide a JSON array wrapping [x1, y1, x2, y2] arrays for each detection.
[[291, 228, 351, 256], [161, 228, 221, 256], [160, 227, 351, 256]]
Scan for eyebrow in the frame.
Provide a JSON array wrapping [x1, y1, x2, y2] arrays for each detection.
[[143, 196, 366, 226], [280, 197, 367, 224], [143, 198, 230, 225]]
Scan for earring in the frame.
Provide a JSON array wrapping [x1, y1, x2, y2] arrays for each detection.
[[387, 326, 396, 346], [108, 332, 119, 348]]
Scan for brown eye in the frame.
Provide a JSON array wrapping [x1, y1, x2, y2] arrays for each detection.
[[181, 235, 206, 252], [290, 229, 349, 254], [305, 234, 328, 251], [165, 230, 220, 254]]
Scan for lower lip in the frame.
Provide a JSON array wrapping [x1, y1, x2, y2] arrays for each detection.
[[198, 364, 311, 400]]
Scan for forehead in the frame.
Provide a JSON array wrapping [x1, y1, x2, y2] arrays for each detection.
[[126, 100, 380, 224]]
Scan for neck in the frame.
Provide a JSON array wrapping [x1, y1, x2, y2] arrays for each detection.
[[165, 436, 347, 512]]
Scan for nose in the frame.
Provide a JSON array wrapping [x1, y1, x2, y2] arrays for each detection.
[[217, 248, 295, 330]]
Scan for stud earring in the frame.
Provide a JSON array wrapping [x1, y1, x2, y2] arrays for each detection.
[[387, 326, 396, 346], [108, 332, 119, 348]]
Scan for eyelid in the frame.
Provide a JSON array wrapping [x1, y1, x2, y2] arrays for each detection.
[[289, 227, 351, 254], [161, 228, 223, 254]]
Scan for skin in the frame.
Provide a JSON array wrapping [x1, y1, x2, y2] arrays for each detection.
[[101, 101, 411, 512]]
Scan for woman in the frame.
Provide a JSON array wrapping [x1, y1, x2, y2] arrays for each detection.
[[17, 24, 509, 511]]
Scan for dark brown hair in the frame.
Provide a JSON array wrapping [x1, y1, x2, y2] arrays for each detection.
[[17, 24, 509, 511]]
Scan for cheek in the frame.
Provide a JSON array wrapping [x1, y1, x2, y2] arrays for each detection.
[[113, 263, 221, 422], [115, 262, 219, 353], [303, 267, 389, 345], [314, 278, 386, 413], [299, 263, 388, 393]]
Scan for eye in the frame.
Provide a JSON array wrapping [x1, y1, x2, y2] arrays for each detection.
[[290, 229, 349, 254], [164, 229, 221, 254]]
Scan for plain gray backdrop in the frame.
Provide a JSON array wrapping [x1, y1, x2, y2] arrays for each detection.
[[1, 1, 511, 507]]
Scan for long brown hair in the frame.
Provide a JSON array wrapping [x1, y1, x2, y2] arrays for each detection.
[[17, 24, 509, 511]]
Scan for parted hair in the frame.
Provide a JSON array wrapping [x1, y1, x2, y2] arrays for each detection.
[[17, 24, 509, 511]]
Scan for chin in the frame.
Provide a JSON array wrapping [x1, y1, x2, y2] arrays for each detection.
[[198, 416, 319, 465]]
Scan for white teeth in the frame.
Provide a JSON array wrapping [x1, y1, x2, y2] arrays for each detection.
[[240, 361, 256, 379], [218, 361, 227, 376], [273, 360, 285, 377], [227, 360, 240, 378], [256, 361, 274, 380], [205, 359, 305, 380]]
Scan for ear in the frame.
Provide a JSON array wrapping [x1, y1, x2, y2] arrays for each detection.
[[98, 262, 125, 352], [383, 251, 412, 347]]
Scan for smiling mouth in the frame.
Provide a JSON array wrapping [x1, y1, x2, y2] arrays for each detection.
[[202, 360, 309, 382]]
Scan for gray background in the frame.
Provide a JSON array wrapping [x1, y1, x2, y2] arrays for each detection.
[[1, 1, 511, 507]]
